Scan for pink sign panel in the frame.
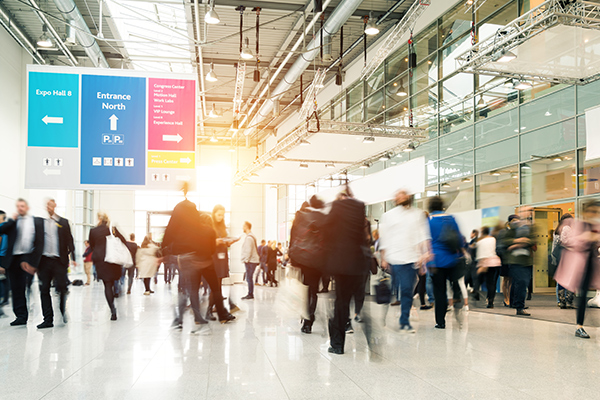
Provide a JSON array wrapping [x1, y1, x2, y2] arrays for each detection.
[[147, 78, 195, 151]]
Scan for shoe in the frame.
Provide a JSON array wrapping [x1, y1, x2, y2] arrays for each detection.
[[454, 307, 465, 327], [435, 324, 445, 329], [345, 321, 354, 334], [354, 315, 364, 323], [195, 319, 208, 325], [527, 293, 532, 301], [220, 313, 236, 324], [472, 293, 481, 301], [576, 327, 591, 339], [241, 295, 254, 300], [464, 305, 469, 312], [255, 283, 261, 286], [127, 291, 131, 295], [111, 310, 117, 321], [486, 304, 494, 309], [567, 304, 576, 309], [400, 324, 415, 333], [37, 321, 54, 329], [560, 304, 567, 309], [10, 319, 26, 326], [516, 310, 531, 316], [230, 305, 241, 314], [191, 325, 211, 335], [390, 301, 400, 306], [114, 293, 119, 298], [328, 346, 343, 355], [171, 320, 183, 330], [319, 289, 329, 293], [144, 291, 151, 296], [150, 290, 155, 294], [62, 312, 68, 324], [85, 283, 90, 286], [420, 305, 433, 310], [301, 321, 312, 334], [504, 302, 510, 307], [205, 312, 217, 321]]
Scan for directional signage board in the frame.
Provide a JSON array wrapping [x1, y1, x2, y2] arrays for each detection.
[[24, 65, 197, 190]]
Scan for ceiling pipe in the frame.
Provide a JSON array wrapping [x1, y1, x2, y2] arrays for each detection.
[[0, 3, 45, 64], [51, 0, 109, 68], [246, 0, 362, 135], [28, 0, 77, 66]]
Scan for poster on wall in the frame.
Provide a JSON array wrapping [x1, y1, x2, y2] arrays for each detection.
[[585, 105, 600, 161], [25, 65, 197, 190]]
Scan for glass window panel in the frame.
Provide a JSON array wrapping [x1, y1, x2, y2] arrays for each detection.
[[414, 113, 438, 140], [440, 126, 473, 158], [476, 166, 520, 209], [367, 111, 384, 125], [439, 4, 472, 47], [75, 191, 83, 206], [519, 81, 570, 104], [441, 73, 474, 106], [520, 120, 577, 161], [410, 54, 438, 93], [475, 137, 519, 173], [415, 185, 439, 211], [477, 1, 518, 39], [410, 138, 438, 164], [440, 97, 474, 134], [389, 151, 409, 166], [427, 162, 439, 185], [439, 151, 474, 181], [385, 72, 409, 110], [346, 104, 363, 123], [346, 82, 363, 109], [475, 108, 518, 147], [414, 22, 438, 60], [332, 97, 343, 121], [578, 149, 600, 196], [440, 178, 474, 213], [385, 100, 410, 127], [385, 46, 409, 82], [365, 89, 385, 121], [577, 79, 600, 114], [440, 33, 472, 78], [521, 151, 576, 203], [366, 64, 385, 96], [578, 115, 586, 148], [411, 88, 439, 132], [520, 87, 575, 133], [476, 75, 519, 120]]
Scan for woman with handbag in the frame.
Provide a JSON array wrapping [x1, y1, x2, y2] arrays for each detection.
[[136, 236, 160, 295], [89, 212, 127, 321], [475, 226, 502, 308]]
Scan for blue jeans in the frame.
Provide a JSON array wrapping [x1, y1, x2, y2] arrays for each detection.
[[245, 263, 258, 296], [426, 272, 435, 304], [391, 263, 417, 326]]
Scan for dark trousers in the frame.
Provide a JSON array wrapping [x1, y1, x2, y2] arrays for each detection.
[[329, 274, 364, 351], [302, 267, 321, 324], [414, 273, 427, 306], [510, 265, 531, 311], [482, 268, 499, 305], [255, 262, 267, 284], [8, 255, 32, 322], [143, 278, 151, 292], [577, 251, 596, 326], [124, 267, 135, 293], [430, 267, 460, 326], [245, 263, 257, 295], [38, 256, 68, 323], [354, 273, 369, 316], [164, 263, 175, 283], [321, 275, 331, 291]]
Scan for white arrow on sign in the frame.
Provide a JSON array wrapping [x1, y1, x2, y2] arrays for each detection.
[[42, 115, 63, 125], [180, 157, 192, 164], [163, 134, 183, 143], [43, 168, 61, 176], [109, 114, 118, 131]]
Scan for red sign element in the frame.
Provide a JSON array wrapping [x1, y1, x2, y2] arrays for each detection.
[[147, 78, 196, 151]]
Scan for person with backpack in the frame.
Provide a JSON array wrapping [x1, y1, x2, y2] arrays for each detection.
[[289, 196, 327, 334], [379, 190, 431, 333], [427, 196, 465, 329]]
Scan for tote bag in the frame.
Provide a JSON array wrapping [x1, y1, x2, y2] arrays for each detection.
[[105, 225, 133, 268]]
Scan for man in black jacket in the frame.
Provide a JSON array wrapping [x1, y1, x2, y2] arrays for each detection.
[[0, 198, 45, 326], [324, 187, 369, 355], [37, 199, 76, 328]]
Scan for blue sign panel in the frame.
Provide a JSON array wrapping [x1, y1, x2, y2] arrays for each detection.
[[81, 75, 146, 185], [28, 72, 79, 148]]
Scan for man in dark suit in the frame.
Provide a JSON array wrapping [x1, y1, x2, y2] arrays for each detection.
[[0, 198, 45, 326], [37, 199, 76, 328], [323, 187, 369, 355]]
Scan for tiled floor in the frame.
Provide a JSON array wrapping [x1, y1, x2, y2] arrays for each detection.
[[1, 277, 599, 400]]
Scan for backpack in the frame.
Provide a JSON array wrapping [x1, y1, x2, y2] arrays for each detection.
[[288, 209, 325, 270], [438, 216, 462, 253]]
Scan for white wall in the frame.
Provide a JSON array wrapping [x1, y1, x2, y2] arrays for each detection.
[[94, 191, 136, 238]]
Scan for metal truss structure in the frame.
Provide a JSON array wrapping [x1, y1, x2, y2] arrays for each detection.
[[360, 0, 431, 81], [462, 0, 489, 14], [233, 62, 246, 116], [455, 0, 600, 85], [233, 120, 425, 184], [299, 68, 327, 120]]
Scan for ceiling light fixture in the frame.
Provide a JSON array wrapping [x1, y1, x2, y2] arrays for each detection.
[[359, 162, 370, 169], [363, 136, 375, 144], [553, 156, 562, 162], [37, 24, 53, 48], [477, 94, 486, 108], [495, 49, 517, 63], [299, 163, 309, 169], [511, 173, 518, 179], [325, 163, 335, 169], [380, 153, 390, 161], [265, 163, 274, 169], [229, 146, 236, 152], [208, 103, 220, 118], [404, 143, 416, 152], [461, 177, 472, 183], [276, 154, 286, 161], [545, 109, 552, 117], [515, 81, 532, 90], [300, 138, 311, 146], [396, 80, 407, 97], [441, 182, 451, 188], [521, 164, 531, 170], [205, 1, 220, 25], [240, 37, 254, 59], [206, 62, 218, 82], [210, 135, 218, 143], [364, 12, 379, 36], [250, 172, 259, 177], [491, 171, 501, 176]]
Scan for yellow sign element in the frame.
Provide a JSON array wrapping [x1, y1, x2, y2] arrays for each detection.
[[147, 151, 195, 169]]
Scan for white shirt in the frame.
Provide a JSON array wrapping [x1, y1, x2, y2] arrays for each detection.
[[13, 215, 35, 255], [475, 236, 497, 260], [43, 214, 60, 258], [379, 206, 431, 265]]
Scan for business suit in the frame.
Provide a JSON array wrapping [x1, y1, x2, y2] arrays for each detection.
[[38, 215, 75, 325], [323, 197, 369, 353], [0, 216, 45, 323]]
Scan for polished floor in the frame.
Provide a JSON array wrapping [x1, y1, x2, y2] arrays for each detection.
[[0, 276, 599, 400]]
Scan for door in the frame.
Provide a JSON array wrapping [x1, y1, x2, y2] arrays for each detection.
[[532, 208, 561, 293]]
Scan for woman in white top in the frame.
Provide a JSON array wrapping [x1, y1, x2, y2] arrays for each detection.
[[476, 226, 502, 308], [136, 236, 160, 295]]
